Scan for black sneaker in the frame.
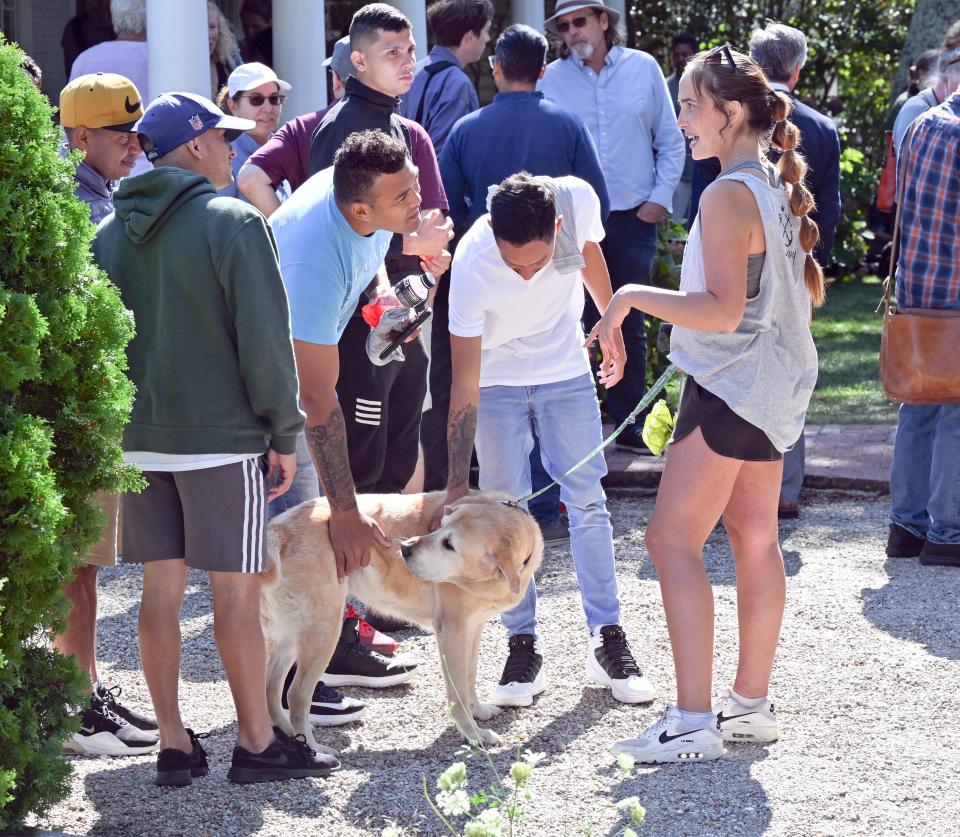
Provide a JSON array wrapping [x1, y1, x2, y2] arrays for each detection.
[[886, 523, 926, 558], [227, 726, 339, 783], [538, 513, 570, 548], [491, 634, 545, 707], [615, 426, 654, 456], [155, 729, 209, 787], [919, 540, 960, 567], [63, 702, 159, 756], [322, 617, 418, 688], [586, 624, 656, 704], [92, 681, 158, 731], [282, 665, 367, 726]]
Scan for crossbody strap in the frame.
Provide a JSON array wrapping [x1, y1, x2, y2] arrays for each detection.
[[414, 60, 457, 125], [882, 119, 922, 314]]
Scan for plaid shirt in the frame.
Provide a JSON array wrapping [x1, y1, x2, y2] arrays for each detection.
[[896, 94, 960, 309]]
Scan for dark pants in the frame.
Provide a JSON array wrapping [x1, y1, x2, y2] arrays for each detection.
[[421, 270, 451, 491], [583, 211, 658, 423], [337, 315, 427, 493]]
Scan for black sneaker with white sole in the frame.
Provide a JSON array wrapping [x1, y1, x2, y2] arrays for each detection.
[[155, 729, 209, 787], [491, 634, 545, 707], [282, 665, 367, 726], [227, 726, 340, 783], [322, 617, 418, 688], [586, 624, 656, 703], [63, 702, 160, 756], [92, 681, 158, 731]]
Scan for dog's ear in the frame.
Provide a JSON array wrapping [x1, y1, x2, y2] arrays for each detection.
[[496, 558, 521, 595]]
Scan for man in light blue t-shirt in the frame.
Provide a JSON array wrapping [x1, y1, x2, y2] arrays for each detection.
[[270, 130, 448, 574]]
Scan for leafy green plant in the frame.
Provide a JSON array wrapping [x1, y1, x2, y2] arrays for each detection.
[[0, 36, 139, 829]]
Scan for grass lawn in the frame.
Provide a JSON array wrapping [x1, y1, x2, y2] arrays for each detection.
[[807, 278, 899, 425]]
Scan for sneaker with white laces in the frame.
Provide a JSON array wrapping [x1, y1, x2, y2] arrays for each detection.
[[63, 701, 160, 756], [491, 634, 545, 707], [586, 625, 656, 703], [92, 681, 158, 731], [713, 689, 779, 743], [610, 705, 724, 764], [322, 617, 418, 688], [282, 665, 367, 726]]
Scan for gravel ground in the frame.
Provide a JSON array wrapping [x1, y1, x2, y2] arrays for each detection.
[[31, 490, 960, 837]]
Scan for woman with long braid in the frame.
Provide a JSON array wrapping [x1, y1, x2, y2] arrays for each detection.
[[586, 45, 824, 763]]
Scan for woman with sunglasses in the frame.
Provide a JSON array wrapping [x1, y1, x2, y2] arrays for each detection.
[[587, 45, 824, 763], [216, 62, 291, 203]]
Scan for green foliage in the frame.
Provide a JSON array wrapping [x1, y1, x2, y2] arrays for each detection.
[[628, 0, 916, 275], [0, 35, 138, 830]]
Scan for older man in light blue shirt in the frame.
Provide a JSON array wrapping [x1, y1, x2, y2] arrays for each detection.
[[538, 0, 685, 452]]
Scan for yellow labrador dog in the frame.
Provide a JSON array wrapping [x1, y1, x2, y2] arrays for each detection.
[[261, 492, 543, 751]]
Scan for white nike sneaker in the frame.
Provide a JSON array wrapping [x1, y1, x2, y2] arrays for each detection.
[[585, 625, 656, 704], [713, 689, 779, 743], [610, 705, 724, 764], [490, 634, 546, 707]]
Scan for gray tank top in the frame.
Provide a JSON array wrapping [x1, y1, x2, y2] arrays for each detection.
[[668, 163, 818, 452]]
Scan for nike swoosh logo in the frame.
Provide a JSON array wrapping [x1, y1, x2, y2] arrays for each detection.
[[124, 96, 141, 114], [717, 711, 755, 724], [251, 752, 289, 766], [658, 730, 696, 744]]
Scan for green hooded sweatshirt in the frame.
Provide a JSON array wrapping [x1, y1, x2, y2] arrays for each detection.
[[93, 166, 304, 456]]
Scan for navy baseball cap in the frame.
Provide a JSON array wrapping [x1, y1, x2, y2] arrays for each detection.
[[135, 91, 255, 162]]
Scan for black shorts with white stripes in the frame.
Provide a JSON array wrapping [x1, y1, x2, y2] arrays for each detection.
[[121, 457, 267, 573]]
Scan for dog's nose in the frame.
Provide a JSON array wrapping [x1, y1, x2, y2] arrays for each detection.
[[400, 543, 412, 560]]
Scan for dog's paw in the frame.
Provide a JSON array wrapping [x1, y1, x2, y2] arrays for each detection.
[[474, 727, 503, 748], [472, 702, 502, 721]]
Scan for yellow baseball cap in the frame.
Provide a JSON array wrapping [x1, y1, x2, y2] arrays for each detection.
[[60, 72, 144, 131]]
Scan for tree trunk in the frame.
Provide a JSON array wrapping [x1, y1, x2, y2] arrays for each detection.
[[895, 0, 960, 94]]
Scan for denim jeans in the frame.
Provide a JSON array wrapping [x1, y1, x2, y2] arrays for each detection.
[[268, 431, 321, 520], [890, 403, 960, 545], [528, 435, 562, 526], [475, 373, 621, 636], [583, 211, 658, 424]]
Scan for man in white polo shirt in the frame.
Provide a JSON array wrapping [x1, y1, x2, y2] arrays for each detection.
[[441, 172, 656, 706]]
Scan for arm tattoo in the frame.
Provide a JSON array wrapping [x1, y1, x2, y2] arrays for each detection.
[[307, 407, 358, 512], [447, 403, 477, 489]]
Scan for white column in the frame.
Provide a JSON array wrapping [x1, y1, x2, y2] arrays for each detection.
[[272, 0, 327, 119], [510, 0, 544, 33], [391, 0, 428, 61], [146, 0, 208, 100]]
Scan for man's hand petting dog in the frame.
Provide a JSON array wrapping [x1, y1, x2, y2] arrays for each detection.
[[432, 485, 470, 531], [328, 508, 393, 582]]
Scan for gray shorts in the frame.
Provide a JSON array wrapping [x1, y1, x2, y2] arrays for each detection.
[[122, 458, 267, 573]]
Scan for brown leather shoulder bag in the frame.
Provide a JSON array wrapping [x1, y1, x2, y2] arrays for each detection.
[[878, 122, 960, 405]]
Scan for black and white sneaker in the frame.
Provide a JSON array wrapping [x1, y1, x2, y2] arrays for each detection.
[[611, 705, 723, 764], [282, 665, 366, 726], [92, 681, 158, 731], [63, 702, 160, 756], [227, 726, 339, 783], [322, 617, 418, 688], [491, 634, 545, 707], [155, 729, 209, 787], [585, 624, 656, 703]]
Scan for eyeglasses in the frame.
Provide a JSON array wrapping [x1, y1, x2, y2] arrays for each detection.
[[555, 13, 595, 34], [238, 92, 286, 106], [705, 44, 741, 74]]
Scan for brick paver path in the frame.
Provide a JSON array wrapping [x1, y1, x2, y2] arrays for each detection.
[[603, 424, 896, 493]]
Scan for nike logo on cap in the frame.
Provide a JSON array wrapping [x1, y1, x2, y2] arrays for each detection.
[[124, 96, 141, 114]]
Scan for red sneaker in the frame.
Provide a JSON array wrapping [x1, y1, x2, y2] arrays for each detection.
[[343, 605, 399, 657]]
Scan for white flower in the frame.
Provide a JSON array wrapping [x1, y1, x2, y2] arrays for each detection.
[[437, 761, 468, 791], [510, 761, 533, 785], [436, 788, 471, 817], [616, 796, 646, 826], [616, 753, 636, 773], [381, 826, 404, 837], [464, 808, 506, 837], [521, 750, 546, 766]]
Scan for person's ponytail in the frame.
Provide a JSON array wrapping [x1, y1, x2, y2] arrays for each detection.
[[770, 91, 825, 307]]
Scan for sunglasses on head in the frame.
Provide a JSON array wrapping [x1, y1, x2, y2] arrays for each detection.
[[238, 92, 286, 106], [705, 44, 741, 74], [556, 12, 596, 34]]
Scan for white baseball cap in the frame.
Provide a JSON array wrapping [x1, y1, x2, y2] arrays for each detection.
[[226, 62, 292, 97]]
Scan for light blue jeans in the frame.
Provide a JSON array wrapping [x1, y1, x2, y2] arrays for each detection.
[[890, 403, 960, 545], [475, 373, 621, 636], [268, 431, 321, 519]]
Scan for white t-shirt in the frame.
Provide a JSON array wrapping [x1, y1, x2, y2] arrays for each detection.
[[123, 452, 261, 472], [448, 175, 604, 388]]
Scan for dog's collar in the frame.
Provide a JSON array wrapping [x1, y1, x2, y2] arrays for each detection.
[[500, 499, 533, 517]]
